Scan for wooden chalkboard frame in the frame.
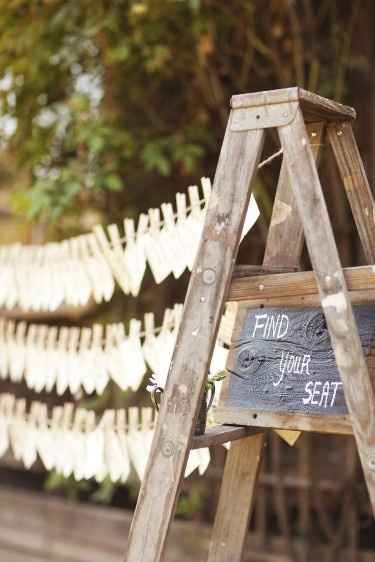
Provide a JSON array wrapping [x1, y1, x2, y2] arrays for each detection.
[[228, 264, 375, 306], [216, 264, 375, 435], [217, 265, 375, 433], [215, 306, 354, 434]]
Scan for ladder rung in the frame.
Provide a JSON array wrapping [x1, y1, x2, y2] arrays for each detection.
[[191, 425, 262, 450], [232, 265, 298, 278], [228, 264, 375, 304]]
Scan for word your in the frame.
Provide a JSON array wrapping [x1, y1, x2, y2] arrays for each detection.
[[252, 314, 289, 340], [273, 351, 311, 387], [303, 381, 343, 408]]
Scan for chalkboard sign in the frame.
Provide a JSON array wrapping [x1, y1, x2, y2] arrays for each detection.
[[217, 305, 375, 422]]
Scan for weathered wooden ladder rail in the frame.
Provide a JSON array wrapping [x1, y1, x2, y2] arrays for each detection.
[[125, 87, 375, 562]]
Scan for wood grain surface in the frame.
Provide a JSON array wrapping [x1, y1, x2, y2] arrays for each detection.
[[220, 304, 375, 416], [231, 88, 355, 121], [229, 265, 375, 303], [328, 122, 375, 263], [125, 115, 265, 562], [278, 106, 375, 515], [207, 119, 325, 562], [190, 425, 261, 449], [207, 434, 265, 562]]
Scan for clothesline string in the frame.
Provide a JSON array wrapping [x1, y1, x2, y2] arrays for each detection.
[[116, 195, 207, 245], [116, 142, 323, 246], [116, 146, 287, 245], [1, 314, 233, 345]]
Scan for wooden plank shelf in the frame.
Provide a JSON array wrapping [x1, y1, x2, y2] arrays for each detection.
[[190, 425, 261, 449], [229, 264, 375, 305], [232, 265, 298, 278], [231, 87, 356, 122]]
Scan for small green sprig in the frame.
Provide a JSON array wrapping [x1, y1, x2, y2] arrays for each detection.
[[206, 370, 226, 392]]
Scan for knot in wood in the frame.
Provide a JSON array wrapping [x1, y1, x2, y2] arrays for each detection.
[[304, 312, 329, 346], [237, 347, 263, 374], [202, 268, 216, 285], [160, 440, 176, 458]]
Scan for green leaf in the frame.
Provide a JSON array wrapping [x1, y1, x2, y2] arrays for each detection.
[[89, 135, 106, 153], [105, 173, 123, 191], [142, 141, 172, 177], [107, 44, 130, 63], [91, 478, 116, 504]]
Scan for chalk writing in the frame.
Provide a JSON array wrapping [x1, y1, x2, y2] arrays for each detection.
[[303, 381, 343, 408], [226, 305, 375, 415], [252, 313, 289, 339], [274, 352, 311, 387]]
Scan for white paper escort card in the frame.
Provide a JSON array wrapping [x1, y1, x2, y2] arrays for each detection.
[[0, 395, 211, 482], [0, 303, 234, 395], [0, 178, 259, 311]]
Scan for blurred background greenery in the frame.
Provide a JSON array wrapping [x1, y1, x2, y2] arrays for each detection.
[[0, 0, 372, 228]]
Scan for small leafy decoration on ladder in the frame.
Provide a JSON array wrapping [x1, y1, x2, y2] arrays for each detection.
[[147, 370, 226, 435]]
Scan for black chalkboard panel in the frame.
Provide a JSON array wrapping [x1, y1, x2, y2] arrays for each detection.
[[226, 304, 375, 416]]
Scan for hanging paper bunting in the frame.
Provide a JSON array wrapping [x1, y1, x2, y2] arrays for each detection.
[[0, 303, 234, 396], [0, 395, 211, 482]]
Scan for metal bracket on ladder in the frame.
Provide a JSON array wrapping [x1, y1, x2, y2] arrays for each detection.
[[125, 87, 375, 562]]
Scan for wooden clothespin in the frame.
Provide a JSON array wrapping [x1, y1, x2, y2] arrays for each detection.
[[143, 312, 158, 373], [144, 208, 171, 284], [121, 319, 146, 392], [116, 409, 131, 483], [72, 408, 88, 481], [44, 326, 59, 393], [36, 402, 54, 471], [200, 177, 212, 206], [92, 323, 108, 395], [85, 233, 115, 303], [123, 217, 147, 297], [56, 327, 70, 396], [107, 224, 131, 295], [161, 202, 186, 279], [79, 327, 94, 395], [11, 321, 27, 383], [93, 224, 127, 295], [67, 326, 81, 394], [69, 237, 92, 306]]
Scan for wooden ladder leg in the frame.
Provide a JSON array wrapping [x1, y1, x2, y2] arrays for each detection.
[[265, 121, 324, 445], [207, 122, 325, 562], [327, 121, 375, 263], [278, 107, 375, 515], [125, 121, 265, 562], [207, 433, 265, 562], [264, 122, 324, 269]]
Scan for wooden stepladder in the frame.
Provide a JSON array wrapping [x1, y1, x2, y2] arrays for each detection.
[[125, 88, 375, 562]]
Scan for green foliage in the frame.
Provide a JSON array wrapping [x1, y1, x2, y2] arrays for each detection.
[[45, 471, 116, 505], [142, 137, 204, 176], [176, 484, 207, 519], [45, 470, 91, 501], [0, 0, 367, 225], [90, 477, 117, 505]]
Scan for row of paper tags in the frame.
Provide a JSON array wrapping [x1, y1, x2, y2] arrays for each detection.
[[0, 177, 259, 311], [0, 303, 234, 395], [0, 395, 211, 482]]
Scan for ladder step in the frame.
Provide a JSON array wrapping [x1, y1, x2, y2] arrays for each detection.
[[231, 87, 355, 122], [191, 425, 262, 449], [232, 265, 298, 278], [228, 264, 375, 304]]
